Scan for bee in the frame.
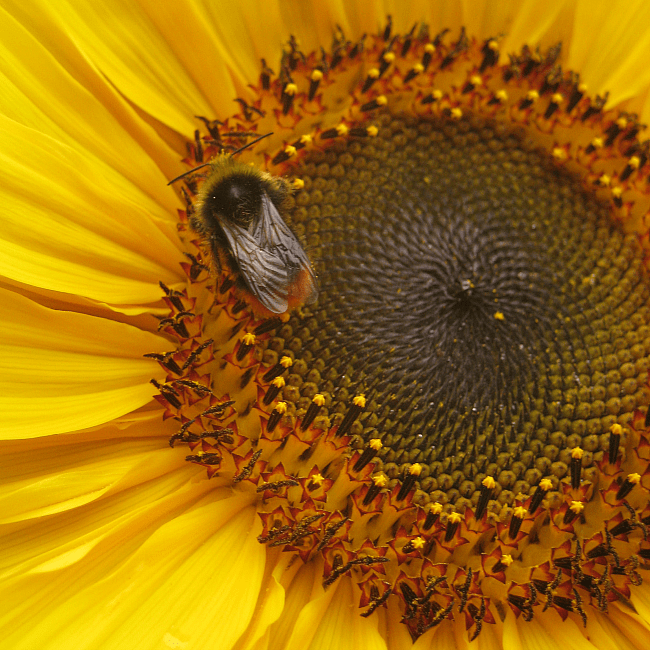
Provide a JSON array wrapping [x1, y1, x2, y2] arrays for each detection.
[[169, 134, 317, 315]]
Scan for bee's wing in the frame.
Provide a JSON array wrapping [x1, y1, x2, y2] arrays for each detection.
[[220, 194, 316, 313], [254, 195, 318, 301]]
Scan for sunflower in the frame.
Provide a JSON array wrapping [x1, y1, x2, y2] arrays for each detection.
[[2, 1, 650, 649]]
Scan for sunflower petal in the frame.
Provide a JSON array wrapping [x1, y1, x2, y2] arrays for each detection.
[[0, 290, 171, 438]]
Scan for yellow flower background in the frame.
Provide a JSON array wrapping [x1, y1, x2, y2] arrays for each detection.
[[2, 1, 650, 649]]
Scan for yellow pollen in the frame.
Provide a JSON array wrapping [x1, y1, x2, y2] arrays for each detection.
[[612, 186, 623, 198], [616, 116, 628, 128], [598, 174, 611, 186], [429, 502, 443, 515], [411, 537, 425, 549], [353, 394, 366, 407], [526, 90, 539, 101], [450, 107, 463, 119], [409, 463, 423, 476], [366, 125, 379, 137], [627, 472, 641, 484], [571, 447, 584, 459], [370, 438, 383, 450], [578, 82, 588, 92], [311, 69, 323, 81], [372, 474, 388, 488], [335, 123, 349, 136], [275, 401, 287, 414], [610, 423, 623, 435], [539, 478, 553, 491], [292, 178, 305, 190], [552, 147, 567, 160], [424, 43, 435, 53], [569, 501, 585, 514], [448, 512, 462, 524], [312, 393, 326, 406], [272, 376, 285, 388], [470, 74, 482, 86], [299, 134, 312, 145], [432, 89, 443, 100], [368, 68, 380, 79], [501, 554, 514, 566], [310, 473, 325, 486], [284, 83, 298, 96], [629, 155, 641, 169], [495, 89, 508, 101], [280, 356, 293, 368], [412, 63, 424, 74], [375, 95, 388, 106], [482, 476, 496, 489], [488, 39, 499, 51], [513, 506, 527, 519], [494, 311, 505, 320], [551, 92, 564, 104], [242, 332, 256, 345], [590, 137, 603, 149], [383, 52, 396, 63], [283, 145, 297, 157]]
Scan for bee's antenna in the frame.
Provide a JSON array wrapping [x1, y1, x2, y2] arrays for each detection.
[[230, 132, 273, 157], [167, 133, 274, 185], [167, 163, 212, 185]]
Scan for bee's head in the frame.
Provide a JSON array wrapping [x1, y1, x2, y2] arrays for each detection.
[[203, 169, 264, 228]]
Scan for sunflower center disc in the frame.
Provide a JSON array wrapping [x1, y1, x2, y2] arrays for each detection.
[[282, 114, 650, 504]]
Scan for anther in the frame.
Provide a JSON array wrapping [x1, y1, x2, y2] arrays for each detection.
[[421, 89, 443, 105], [509, 506, 527, 539], [403, 64, 424, 84], [335, 394, 366, 437], [353, 438, 383, 472], [581, 93, 608, 121], [363, 473, 388, 505], [144, 351, 182, 375], [585, 137, 603, 154], [566, 80, 586, 112], [529, 477, 553, 515], [397, 463, 423, 501], [609, 423, 622, 463], [570, 447, 583, 490], [462, 74, 482, 94], [544, 92, 563, 119], [616, 473, 641, 501], [235, 332, 256, 361], [360, 95, 388, 112], [259, 58, 274, 90], [281, 82, 297, 115], [421, 42, 435, 70], [519, 90, 538, 110], [320, 123, 349, 139], [308, 68, 323, 101], [262, 355, 293, 382], [299, 393, 326, 431], [423, 502, 443, 530], [563, 500, 584, 525], [479, 38, 500, 72], [263, 376, 285, 405], [267, 402, 287, 433], [218, 276, 236, 294], [487, 89, 508, 105], [349, 126, 378, 137], [378, 51, 395, 77], [620, 155, 641, 181], [150, 379, 182, 409], [253, 317, 282, 336], [475, 476, 496, 520], [444, 511, 462, 542], [361, 68, 380, 93], [233, 449, 262, 484], [493, 553, 514, 574]]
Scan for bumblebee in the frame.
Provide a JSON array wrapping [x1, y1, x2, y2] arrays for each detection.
[[174, 147, 317, 315]]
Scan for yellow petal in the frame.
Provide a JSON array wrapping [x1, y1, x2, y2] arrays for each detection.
[[1, 0, 214, 136], [0, 289, 171, 438], [569, 0, 650, 110], [283, 575, 386, 650], [0, 491, 263, 650], [0, 5, 182, 210]]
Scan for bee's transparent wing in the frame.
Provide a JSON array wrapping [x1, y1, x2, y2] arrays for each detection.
[[220, 195, 316, 312]]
